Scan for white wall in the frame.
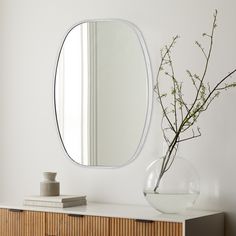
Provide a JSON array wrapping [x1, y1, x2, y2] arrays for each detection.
[[0, 0, 236, 235]]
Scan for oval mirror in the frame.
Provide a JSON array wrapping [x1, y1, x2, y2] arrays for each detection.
[[54, 20, 152, 167]]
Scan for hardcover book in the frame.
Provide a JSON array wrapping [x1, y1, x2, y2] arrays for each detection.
[[23, 195, 87, 208]]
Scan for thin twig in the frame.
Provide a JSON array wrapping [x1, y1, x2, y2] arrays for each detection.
[[153, 10, 236, 192]]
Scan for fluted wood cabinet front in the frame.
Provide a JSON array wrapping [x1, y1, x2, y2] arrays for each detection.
[[25, 211, 45, 236], [46, 212, 109, 236], [0, 208, 25, 236], [0, 209, 45, 236], [110, 217, 135, 236], [0, 207, 222, 236], [134, 220, 182, 236], [46, 212, 62, 235], [110, 217, 182, 236], [0, 210, 182, 236]]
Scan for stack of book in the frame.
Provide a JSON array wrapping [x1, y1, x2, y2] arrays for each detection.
[[24, 195, 87, 208]]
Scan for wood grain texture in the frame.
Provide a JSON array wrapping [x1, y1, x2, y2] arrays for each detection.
[[88, 216, 109, 236], [110, 217, 183, 236], [25, 211, 45, 236], [0, 209, 183, 236], [62, 214, 88, 236], [46, 212, 62, 235], [0, 209, 45, 236], [46, 213, 109, 236], [110, 217, 135, 236], [0, 209, 7, 236], [0, 208, 25, 236], [134, 220, 183, 236]]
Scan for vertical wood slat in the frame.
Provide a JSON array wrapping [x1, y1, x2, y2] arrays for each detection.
[[2, 211, 51, 236], [63, 215, 109, 236], [110, 217, 183, 236], [25, 211, 45, 236], [136, 220, 182, 236], [41, 211, 183, 236], [0, 209, 7, 236], [46, 213, 109, 236], [88, 216, 109, 236], [8, 209, 25, 236], [0, 208, 25, 236], [0, 209, 45, 236], [1, 209, 183, 236], [63, 214, 88, 236], [46, 212, 62, 235], [110, 217, 135, 236]]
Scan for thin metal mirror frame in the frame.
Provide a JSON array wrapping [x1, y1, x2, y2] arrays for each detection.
[[53, 19, 153, 168]]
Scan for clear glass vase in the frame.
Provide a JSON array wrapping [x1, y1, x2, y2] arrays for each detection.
[[143, 156, 200, 213]]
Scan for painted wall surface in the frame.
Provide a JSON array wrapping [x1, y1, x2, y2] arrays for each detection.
[[0, 0, 236, 235]]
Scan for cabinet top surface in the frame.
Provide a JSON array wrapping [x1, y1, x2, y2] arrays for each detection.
[[0, 201, 222, 222]]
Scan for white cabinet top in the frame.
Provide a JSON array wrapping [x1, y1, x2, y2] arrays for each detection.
[[0, 201, 222, 223]]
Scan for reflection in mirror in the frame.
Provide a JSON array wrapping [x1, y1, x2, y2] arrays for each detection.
[[55, 20, 152, 167]]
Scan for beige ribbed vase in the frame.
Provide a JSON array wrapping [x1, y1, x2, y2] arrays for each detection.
[[40, 172, 60, 196]]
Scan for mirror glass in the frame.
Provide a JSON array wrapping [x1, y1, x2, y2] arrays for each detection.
[[54, 20, 152, 167]]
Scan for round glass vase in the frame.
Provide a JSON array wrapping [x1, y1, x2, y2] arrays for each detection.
[[143, 156, 200, 214]]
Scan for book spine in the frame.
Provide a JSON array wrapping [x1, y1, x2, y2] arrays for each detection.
[[24, 196, 86, 203], [24, 200, 87, 208]]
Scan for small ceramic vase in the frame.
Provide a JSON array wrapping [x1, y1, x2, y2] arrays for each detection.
[[40, 172, 60, 196]]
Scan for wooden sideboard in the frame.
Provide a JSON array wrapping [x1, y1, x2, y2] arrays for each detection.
[[0, 202, 224, 236]]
